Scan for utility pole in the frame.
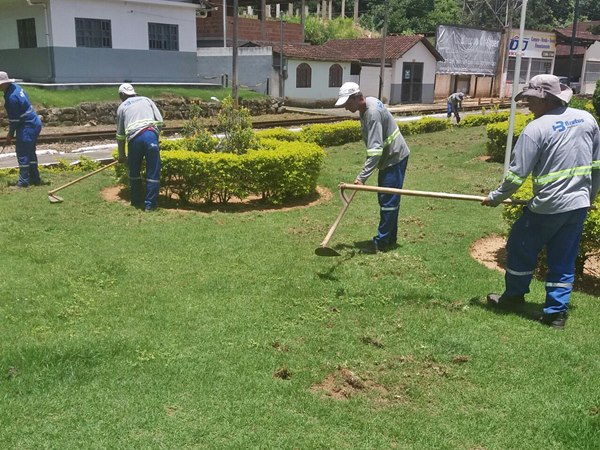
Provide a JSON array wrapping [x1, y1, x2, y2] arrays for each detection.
[[232, 0, 239, 107], [378, 0, 389, 100], [568, 0, 581, 83]]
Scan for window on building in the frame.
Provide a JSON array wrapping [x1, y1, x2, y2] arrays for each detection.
[[296, 63, 311, 88], [506, 57, 528, 83], [17, 18, 37, 48], [148, 23, 179, 51], [329, 64, 343, 87], [75, 18, 112, 48], [585, 61, 600, 84], [529, 58, 552, 77]]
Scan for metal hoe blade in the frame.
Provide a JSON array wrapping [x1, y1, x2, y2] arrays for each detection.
[[48, 193, 64, 203], [314, 246, 341, 257]]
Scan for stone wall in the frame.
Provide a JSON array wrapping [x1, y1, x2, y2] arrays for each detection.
[[0, 97, 285, 127]]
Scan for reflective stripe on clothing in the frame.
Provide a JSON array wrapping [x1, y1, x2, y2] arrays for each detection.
[[534, 165, 592, 185], [546, 282, 572, 288], [506, 267, 534, 276], [381, 206, 399, 211], [592, 160, 600, 169], [147, 178, 160, 184], [504, 171, 525, 185], [367, 148, 383, 156], [384, 128, 401, 147]]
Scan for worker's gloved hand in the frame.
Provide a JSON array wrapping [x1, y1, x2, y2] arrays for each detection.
[[354, 179, 364, 185]]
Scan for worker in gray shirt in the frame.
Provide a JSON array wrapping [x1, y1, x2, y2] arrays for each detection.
[[482, 74, 600, 329], [447, 92, 465, 124], [335, 82, 410, 254], [116, 83, 163, 211]]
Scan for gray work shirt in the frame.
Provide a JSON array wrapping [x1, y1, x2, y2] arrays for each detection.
[[489, 106, 600, 213], [357, 97, 410, 182]]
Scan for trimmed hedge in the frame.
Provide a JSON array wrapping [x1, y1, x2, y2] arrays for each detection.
[[485, 113, 533, 162], [116, 140, 325, 205], [459, 111, 511, 128], [502, 178, 600, 277]]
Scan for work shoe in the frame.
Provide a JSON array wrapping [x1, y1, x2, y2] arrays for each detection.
[[538, 312, 568, 329], [359, 242, 378, 255], [486, 293, 525, 310]]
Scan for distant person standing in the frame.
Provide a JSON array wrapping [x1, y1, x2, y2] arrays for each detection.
[[116, 83, 163, 211], [482, 74, 600, 329], [0, 71, 42, 187], [447, 92, 465, 124], [335, 82, 410, 254]]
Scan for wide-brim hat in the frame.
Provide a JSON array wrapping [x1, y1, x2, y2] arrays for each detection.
[[0, 71, 16, 85], [515, 74, 573, 104]]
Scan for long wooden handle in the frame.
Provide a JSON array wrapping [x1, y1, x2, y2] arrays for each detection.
[[48, 160, 118, 195], [319, 190, 357, 248], [339, 183, 529, 205]]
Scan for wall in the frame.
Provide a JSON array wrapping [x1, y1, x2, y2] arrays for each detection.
[[0, 97, 285, 127], [0, 0, 200, 83], [360, 66, 392, 102], [197, 47, 273, 93], [390, 42, 437, 104], [283, 59, 352, 102], [581, 41, 600, 95], [196, 14, 304, 46]]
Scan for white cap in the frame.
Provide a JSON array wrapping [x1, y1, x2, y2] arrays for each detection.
[[514, 74, 573, 104], [335, 82, 360, 106], [118, 83, 136, 96]]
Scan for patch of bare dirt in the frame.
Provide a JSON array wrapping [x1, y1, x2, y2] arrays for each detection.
[[101, 184, 333, 213], [311, 368, 389, 401]]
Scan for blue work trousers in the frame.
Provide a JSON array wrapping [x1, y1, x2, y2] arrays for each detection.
[[128, 130, 160, 210], [15, 119, 42, 186], [503, 207, 588, 314], [374, 156, 408, 248]]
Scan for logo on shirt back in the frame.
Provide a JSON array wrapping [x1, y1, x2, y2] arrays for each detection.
[[552, 118, 584, 132]]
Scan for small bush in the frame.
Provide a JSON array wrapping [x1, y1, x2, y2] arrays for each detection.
[[592, 79, 600, 119], [460, 111, 510, 128], [255, 127, 302, 142], [300, 120, 362, 146], [485, 113, 533, 162]]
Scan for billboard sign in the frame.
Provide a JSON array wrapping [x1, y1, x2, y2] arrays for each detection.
[[436, 25, 501, 75], [508, 30, 556, 59]]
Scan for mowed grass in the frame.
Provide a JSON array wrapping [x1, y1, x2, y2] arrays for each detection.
[[19, 86, 265, 108], [1, 126, 600, 449]]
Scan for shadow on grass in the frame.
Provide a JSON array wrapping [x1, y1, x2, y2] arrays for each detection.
[[104, 185, 332, 214]]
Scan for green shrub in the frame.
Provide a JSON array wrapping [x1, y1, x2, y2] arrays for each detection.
[[300, 120, 362, 146], [117, 139, 325, 205], [405, 117, 450, 134], [460, 111, 510, 128], [592, 79, 600, 119], [502, 178, 600, 277], [485, 113, 533, 162], [255, 127, 302, 142]]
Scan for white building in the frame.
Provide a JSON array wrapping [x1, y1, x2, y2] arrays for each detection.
[[0, 0, 201, 83]]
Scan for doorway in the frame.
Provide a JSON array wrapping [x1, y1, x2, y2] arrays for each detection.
[[400, 62, 423, 103]]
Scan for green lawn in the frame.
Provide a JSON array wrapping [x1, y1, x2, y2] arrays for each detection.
[[19, 86, 265, 108], [1, 126, 599, 449]]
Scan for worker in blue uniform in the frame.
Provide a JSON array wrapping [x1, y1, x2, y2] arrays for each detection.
[[1, 71, 43, 187], [483, 74, 600, 329], [116, 83, 164, 211]]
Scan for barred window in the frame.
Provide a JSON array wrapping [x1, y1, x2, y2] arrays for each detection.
[[329, 64, 343, 87], [17, 18, 37, 48], [296, 63, 311, 88], [585, 61, 600, 84], [148, 23, 179, 51], [75, 18, 112, 48]]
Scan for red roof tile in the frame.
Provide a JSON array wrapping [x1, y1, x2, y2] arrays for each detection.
[[321, 35, 443, 61]]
